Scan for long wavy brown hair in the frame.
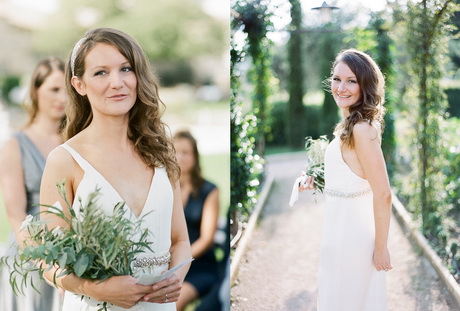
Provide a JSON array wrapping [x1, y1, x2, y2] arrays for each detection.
[[25, 57, 66, 128], [173, 130, 204, 198], [64, 28, 180, 182], [329, 49, 385, 148]]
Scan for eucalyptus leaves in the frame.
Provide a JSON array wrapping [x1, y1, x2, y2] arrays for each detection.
[[0, 181, 152, 310]]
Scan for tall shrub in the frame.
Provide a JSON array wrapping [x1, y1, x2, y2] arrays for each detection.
[[405, 0, 456, 251], [230, 10, 264, 234], [232, 0, 273, 156]]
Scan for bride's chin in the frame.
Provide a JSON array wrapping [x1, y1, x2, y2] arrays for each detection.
[[335, 102, 352, 109]]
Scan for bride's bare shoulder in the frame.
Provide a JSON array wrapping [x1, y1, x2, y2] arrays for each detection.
[[45, 145, 80, 174], [353, 121, 381, 143]]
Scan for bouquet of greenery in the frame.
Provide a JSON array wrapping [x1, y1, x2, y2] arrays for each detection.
[[289, 135, 329, 206], [0, 181, 152, 311], [302, 135, 329, 193]]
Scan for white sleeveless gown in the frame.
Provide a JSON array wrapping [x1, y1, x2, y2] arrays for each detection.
[[318, 137, 387, 310], [60, 144, 176, 311]]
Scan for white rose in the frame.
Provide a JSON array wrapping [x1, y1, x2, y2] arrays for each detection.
[[20, 214, 34, 231]]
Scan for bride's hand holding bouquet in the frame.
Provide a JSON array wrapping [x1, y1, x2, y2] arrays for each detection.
[[289, 135, 328, 206], [298, 172, 315, 192]]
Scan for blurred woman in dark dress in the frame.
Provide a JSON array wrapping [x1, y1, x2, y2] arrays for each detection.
[[173, 130, 220, 311]]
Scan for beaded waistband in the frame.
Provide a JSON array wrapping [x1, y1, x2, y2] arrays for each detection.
[[324, 187, 372, 199], [132, 252, 171, 269]]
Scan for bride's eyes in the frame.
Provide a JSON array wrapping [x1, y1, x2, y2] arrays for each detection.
[[93, 67, 133, 76], [332, 77, 357, 84], [121, 66, 134, 72], [94, 70, 107, 76]]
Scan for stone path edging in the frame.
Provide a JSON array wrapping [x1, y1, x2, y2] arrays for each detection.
[[230, 173, 274, 284], [392, 193, 460, 308]]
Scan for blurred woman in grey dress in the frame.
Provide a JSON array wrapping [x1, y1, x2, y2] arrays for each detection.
[[0, 57, 66, 311]]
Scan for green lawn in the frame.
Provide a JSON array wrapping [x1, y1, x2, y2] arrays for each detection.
[[0, 191, 10, 243], [201, 152, 230, 216]]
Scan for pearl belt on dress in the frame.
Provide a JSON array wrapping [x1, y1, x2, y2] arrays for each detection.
[[324, 187, 372, 199], [132, 252, 171, 269]]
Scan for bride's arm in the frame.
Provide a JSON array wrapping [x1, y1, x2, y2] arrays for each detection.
[[40, 147, 153, 308], [168, 180, 192, 280], [353, 123, 392, 272]]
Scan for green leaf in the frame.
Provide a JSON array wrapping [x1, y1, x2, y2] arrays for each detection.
[[58, 253, 68, 268], [74, 251, 90, 277], [46, 252, 55, 264], [63, 247, 76, 263], [23, 246, 32, 257]]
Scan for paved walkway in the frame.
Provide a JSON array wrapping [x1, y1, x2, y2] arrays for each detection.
[[231, 153, 458, 311]]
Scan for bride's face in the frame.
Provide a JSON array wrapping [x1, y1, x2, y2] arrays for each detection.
[[331, 62, 361, 111], [71, 43, 138, 119]]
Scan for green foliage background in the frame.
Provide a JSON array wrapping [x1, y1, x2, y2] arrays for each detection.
[[27, 0, 227, 87], [34, 0, 226, 61], [230, 41, 264, 221]]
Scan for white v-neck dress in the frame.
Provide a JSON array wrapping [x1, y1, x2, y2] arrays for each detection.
[[317, 137, 387, 310], [60, 144, 175, 311]]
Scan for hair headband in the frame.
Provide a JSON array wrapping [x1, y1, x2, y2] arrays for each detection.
[[70, 37, 87, 76]]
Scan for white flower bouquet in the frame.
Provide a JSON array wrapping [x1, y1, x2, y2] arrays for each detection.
[[289, 135, 329, 206], [0, 181, 152, 311]]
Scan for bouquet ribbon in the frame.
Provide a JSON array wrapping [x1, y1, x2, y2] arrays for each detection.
[[289, 176, 304, 207]]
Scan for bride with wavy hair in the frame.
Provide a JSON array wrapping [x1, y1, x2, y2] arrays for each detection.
[[40, 28, 191, 310], [301, 48, 392, 310]]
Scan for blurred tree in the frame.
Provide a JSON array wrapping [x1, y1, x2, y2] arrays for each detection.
[[287, 0, 306, 149], [232, 0, 273, 156], [308, 24, 343, 139], [447, 0, 460, 74], [271, 45, 288, 91]]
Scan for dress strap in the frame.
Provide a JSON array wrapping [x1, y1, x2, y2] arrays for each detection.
[[60, 144, 92, 173]]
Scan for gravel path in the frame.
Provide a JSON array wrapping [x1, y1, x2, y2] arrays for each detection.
[[231, 153, 458, 311]]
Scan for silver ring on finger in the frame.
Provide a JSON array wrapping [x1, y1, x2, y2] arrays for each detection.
[[164, 293, 169, 303]]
